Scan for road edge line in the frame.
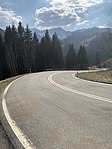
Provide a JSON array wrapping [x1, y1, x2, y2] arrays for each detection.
[[2, 77, 36, 149]]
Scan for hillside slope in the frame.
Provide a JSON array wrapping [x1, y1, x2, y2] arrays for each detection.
[[62, 27, 111, 64]]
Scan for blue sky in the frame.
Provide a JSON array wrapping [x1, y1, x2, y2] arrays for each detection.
[[0, 0, 112, 31]]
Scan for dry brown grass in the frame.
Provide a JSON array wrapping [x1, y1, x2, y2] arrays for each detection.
[[0, 75, 22, 92], [76, 70, 112, 84]]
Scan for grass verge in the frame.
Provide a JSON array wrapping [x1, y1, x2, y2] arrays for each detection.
[[0, 75, 22, 149], [0, 75, 22, 92], [76, 70, 112, 84]]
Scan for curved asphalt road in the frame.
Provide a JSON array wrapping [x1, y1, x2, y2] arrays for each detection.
[[4, 71, 112, 149]]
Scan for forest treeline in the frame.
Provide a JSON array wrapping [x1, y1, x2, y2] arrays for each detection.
[[0, 22, 88, 80]]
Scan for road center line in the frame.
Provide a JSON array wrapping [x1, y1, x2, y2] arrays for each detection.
[[2, 78, 36, 149], [48, 72, 112, 104]]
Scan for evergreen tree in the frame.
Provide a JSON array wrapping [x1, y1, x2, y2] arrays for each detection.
[[0, 23, 65, 80], [51, 33, 56, 68], [4, 25, 18, 76], [32, 32, 39, 72], [52, 33, 64, 69], [0, 34, 4, 80], [95, 50, 100, 66], [77, 45, 88, 69], [17, 22, 26, 74], [24, 24, 33, 72], [43, 30, 52, 69], [11, 24, 18, 74], [65, 44, 76, 69], [39, 37, 46, 71]]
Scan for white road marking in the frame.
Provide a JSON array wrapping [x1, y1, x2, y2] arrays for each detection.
[[48, 72, 112, 104], [2, 78, 36, 149]]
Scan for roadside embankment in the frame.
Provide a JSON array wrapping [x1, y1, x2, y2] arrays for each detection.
[[76, 70, 112, 84]]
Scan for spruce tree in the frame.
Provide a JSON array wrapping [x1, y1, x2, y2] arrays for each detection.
[[1, 23, 66, 80], [11, 24, 18, 74], [95, 50, 100, 66], [0, 34, 4, 80], [40, 37, 46, 71], [4, 25, 18, 76], [43, 30, 52, 69], [52, 33, 64, 69], [17, 22, 26, 74], [66, 44, 76, 69], [77, 45, 88, 69], [24, 24, 33, 72], [32, 32, 39, 72]]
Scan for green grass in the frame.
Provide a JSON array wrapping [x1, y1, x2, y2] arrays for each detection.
[[76, 70, 112, 84]]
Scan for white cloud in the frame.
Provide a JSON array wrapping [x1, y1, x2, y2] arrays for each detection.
[[0, 7, 22, 29], [76, 20, 89, 26], [34, 0, 104, 30], [47, 0, 103, 6]]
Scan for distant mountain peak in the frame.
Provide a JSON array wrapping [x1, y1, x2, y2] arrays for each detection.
[[31, 27, 72, 40], [62, 27, 110, 65]]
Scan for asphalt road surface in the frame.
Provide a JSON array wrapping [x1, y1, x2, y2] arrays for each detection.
[[4, 71, 112, 149]]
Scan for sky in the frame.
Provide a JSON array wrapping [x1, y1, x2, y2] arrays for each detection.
[[0, 0, 112, 31]]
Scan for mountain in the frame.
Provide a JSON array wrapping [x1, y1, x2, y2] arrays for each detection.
[[62, 27, 111, 64], [45, 27, 71, 39], [62, 27, 107, 49], [31, 27, 72, 40], [101, 58, 112, 69], [0, 28, 4, 37], [31, 28, 42, 40]]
